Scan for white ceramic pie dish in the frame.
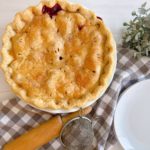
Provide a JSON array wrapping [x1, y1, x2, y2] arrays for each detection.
[[25, 50, 117, 114]]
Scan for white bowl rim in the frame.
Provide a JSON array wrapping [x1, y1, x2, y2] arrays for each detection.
[[114, 79, 150, 150]]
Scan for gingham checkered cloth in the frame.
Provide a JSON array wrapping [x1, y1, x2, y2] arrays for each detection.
[[0, 46, 150, 150]]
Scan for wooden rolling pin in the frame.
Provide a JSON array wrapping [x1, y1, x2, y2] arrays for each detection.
[[3, 107, 92, 150]]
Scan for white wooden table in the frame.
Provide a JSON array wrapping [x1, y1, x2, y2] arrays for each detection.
[[0, 0, 147, 149]]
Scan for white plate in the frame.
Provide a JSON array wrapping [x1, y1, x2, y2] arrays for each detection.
[[114, 79, 150, 150]]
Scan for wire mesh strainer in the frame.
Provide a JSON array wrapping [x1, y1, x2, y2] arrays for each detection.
[[60, 113, 95, 150]]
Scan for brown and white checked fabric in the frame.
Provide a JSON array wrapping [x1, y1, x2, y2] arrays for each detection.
[[0, 46, 150, 150]]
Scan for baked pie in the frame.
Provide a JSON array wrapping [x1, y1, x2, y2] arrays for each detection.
[[1, 0, 116, 109]]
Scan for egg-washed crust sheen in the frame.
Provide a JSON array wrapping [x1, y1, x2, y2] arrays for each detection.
[[1, 0, 116, 110]]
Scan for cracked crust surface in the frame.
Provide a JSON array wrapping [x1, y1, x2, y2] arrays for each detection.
[[1, 0, 116, 109]]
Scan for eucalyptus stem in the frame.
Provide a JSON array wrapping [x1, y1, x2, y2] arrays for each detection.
[[122, 2, 150, 57]]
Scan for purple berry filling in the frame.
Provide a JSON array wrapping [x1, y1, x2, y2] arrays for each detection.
[[78, 25, 84, 30], [42, 4, 62, 18], [97, 16, 102, 20]]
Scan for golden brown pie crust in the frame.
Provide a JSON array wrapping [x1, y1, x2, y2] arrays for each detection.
[[1, 0, 116, 109]]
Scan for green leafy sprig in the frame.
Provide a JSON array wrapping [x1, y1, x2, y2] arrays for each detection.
[[123, 2, 150, 57]]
